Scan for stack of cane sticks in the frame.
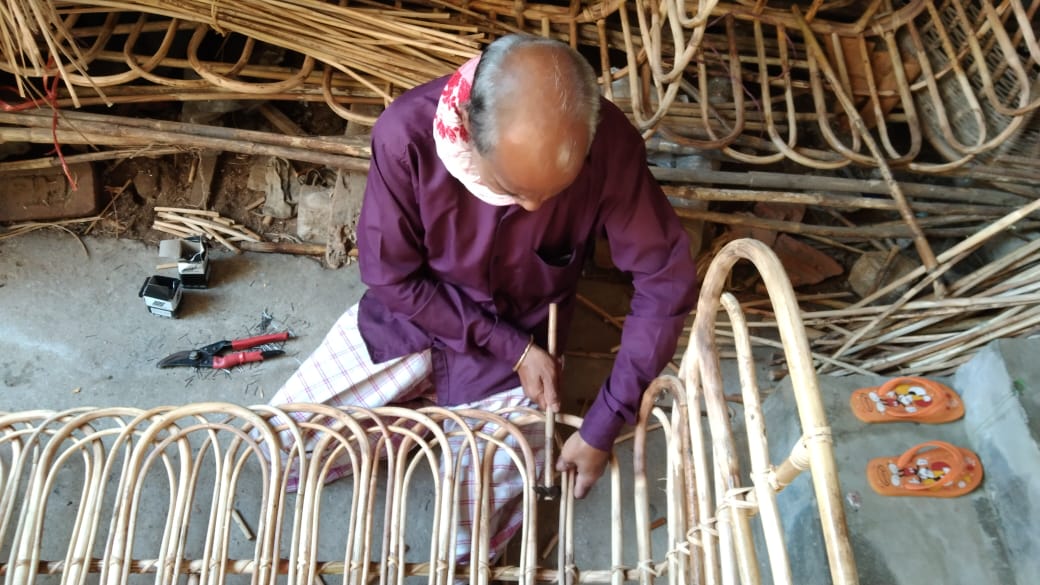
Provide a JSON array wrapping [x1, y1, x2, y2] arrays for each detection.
[[150, 207, 260, 252], [0, 0, 1036, 174], [0, 239, 859, 585], [681, 197, 1040, 378]]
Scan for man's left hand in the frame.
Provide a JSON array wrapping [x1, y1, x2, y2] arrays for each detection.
[[556, 432, 609, 499]]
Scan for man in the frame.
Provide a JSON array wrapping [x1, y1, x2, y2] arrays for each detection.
[[268, 33, 697, 562]]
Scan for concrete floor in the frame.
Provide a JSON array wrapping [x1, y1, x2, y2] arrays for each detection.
[[762, 363, 1037, 585], [0, 231, 676, 582], [1, 232, 355, 410], [0, 231, 634, 412], [4, 230, 1035, 584]]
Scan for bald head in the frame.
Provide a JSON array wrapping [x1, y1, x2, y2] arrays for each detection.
[[464, 34, 600, 210]]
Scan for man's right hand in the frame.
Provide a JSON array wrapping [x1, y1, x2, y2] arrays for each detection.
[[516, 344, 560, 412]]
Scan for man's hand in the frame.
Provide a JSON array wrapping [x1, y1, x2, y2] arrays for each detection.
[[516, 344, 560, 412], [556, 432, 609, 499]]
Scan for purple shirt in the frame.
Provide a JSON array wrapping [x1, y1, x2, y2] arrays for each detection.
[[356, 76, 698, 451]]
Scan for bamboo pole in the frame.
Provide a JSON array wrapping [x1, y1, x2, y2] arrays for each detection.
[[0, 126, 371, 171], [799, 294, 1040, 321], [0, 109, 372, 159], [663, 185, 1026, 217], [672, 207, 1018, 240], [652, 166, 1029, 207], [0, 146, 187, 171], [543, 303, 558, 500]]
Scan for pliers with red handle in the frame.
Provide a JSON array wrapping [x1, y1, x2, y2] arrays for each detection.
[[158, 331, 290, 369]]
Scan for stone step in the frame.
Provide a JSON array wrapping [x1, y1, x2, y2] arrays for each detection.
[[754, 342, 1035, 585], [953, 338, 1040, 582]]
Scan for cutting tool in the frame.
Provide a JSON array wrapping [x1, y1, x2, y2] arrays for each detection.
[[158, 331, 290, 369]]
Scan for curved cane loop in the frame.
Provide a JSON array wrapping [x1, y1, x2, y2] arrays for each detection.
[[718, 291, 793, 585], [1, 0, 1033, 174], [1, 241, 859, 585], [682, 238, 858, 585]]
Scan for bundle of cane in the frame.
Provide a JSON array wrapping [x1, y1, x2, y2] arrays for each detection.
[[151, 207, 260, 253]]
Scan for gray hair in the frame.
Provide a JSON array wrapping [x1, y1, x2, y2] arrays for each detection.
[[466, 34, 601, 156]]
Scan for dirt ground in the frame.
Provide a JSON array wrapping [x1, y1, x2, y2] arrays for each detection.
[[97, 152, 285, 245], [34, 101, 351, 249]]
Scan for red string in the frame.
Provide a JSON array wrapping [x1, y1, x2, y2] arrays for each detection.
[[0, 56, 78, 189]]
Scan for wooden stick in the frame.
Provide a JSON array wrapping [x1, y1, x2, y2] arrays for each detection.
[[0, 146, 186, 171], [799, 294, 1040, 320], [201, 225, 241, 253], [663, 185, 1023, 217], [238, 241, 330, 256], [540, 534, 559, 561], [652, 166, 1027, 208], [151, 220, 200, 238], [0, 116, 372, 172], [257, 102, 306, 137], [543, 302, 558, 500], [244, 197, 267, 212], [1, 109, 372, 158], [231, 509, 254, 541], [563, 471, 575, 585], [153, 207, 221, 217], [671, 207, 1002, 240], [828, 196, 1040, 364]]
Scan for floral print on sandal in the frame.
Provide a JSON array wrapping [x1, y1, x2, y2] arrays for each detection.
[[850, 377, 964, 424], [867, 441, 983, 498]]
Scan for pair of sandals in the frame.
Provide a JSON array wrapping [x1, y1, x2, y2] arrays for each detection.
[[850, 377, 983, 498]]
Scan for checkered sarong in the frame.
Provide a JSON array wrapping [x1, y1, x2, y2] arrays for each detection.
[[266, 303, 545, 562]]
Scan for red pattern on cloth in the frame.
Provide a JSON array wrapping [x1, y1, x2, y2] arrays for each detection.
[[434, 66, 470, 143], [432, 56, 516, 206]]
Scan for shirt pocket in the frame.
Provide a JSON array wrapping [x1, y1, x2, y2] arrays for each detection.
[[526, 244, 584, 301], [536, 245, 576, 268]]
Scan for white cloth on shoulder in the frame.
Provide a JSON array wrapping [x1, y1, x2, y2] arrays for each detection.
[[432, 55, 515, 207]]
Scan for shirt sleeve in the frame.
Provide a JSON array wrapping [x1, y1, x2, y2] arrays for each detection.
[[357, 131, 530, 365], [578, 120, 700, 452]]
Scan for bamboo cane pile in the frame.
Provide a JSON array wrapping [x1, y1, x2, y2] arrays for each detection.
[[0, 240, 859, 585], [0, 0, 484, 123], [804, 200, 1040, 377], [0, 0, 1037, 173], [150, 206, 260, 252], [610, 0, 1040, 177], [0, 0, 1038, 375], [660, 191, 1040, 378]]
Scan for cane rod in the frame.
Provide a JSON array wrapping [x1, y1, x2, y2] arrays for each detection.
[[543, 303, 559, 499]]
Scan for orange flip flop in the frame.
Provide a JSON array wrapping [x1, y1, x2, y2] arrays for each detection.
[[850, 377, 964, 424], [867, 441, 983, 498]]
